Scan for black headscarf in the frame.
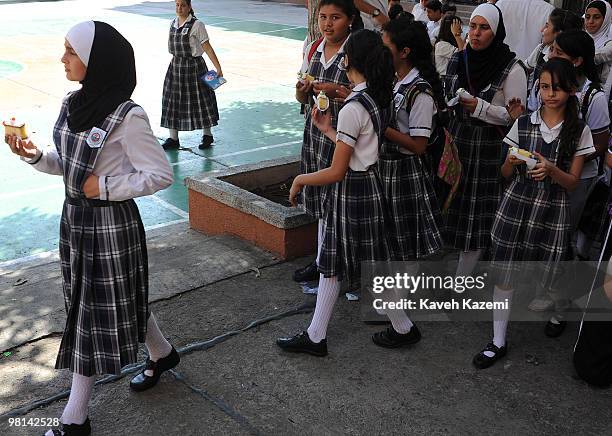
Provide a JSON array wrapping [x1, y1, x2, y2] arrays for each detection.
[[67, 22, 136, 133], [457, 5, 516, 94]]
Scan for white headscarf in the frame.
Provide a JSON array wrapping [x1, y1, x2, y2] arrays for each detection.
[[470, 3, 500, 35], [585, 0, 612, 50], [66, 21, 95, 67]]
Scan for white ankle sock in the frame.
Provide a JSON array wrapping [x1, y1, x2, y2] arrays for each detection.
[[307, 275, 340, 343], [485, 286, 514, 357], [144, 313, 172, 376], [202, 127, 212, 136], [456, 249, 482, 277], [383, 289, 414, 334], [60, 373, 95, 426], [169, 129, 178, 140], [315, 219, 324, 266]]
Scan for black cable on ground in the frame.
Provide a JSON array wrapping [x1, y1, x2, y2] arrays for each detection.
[[0, 302, 313, 424]]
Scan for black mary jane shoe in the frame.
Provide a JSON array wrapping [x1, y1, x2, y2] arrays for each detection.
[[544, 319, 567, 338], [276, 331, 328, 356], [293, 261, 319, 283], [473, 342, 508, 369], [372, 324, 421, 348], [45, 417, 91, 436], [198, 135, 214, 149], [161, 138, 180, 150], [130, 347, 180, 392]]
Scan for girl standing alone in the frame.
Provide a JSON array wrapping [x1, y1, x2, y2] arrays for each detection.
[[161, 0, 222, 150]]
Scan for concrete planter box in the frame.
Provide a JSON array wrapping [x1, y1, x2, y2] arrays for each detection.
[[185, 156, 317, 259]]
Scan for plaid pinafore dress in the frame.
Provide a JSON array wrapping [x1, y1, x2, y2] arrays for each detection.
[[300, 42, 351, 218], [54, 95, 149, 376], [378, 78, 443, 260], [318, 90, 394, 288], [443, 53, 521, 252], [490, 114, 582, 289], [161, 17, 219, 131]]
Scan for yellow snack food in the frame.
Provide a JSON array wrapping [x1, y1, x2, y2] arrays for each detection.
[[511, 147, 534, 159], [298, 72, 315, 82], [317, 91, 329, 112], [3, 117, 28, 139]]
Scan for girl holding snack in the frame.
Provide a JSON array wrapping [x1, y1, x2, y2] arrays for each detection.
[[5, 21, 178, 435], [278, 30, 421, 355], [380, 18, 444, 262], [293, 0, 362, 283], [443, 3, 527, 277], [161, 0, 222, 150], [474, 58, 594, 369]]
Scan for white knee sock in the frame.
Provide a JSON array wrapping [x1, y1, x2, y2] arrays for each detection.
[[169, 129, 178, 140], [307, 275, 340, 343], [144, 313, 172, 376], [315, 218, 325, 266], [60, 373, 95, 426], [202, 127, 212, 136], [456, 249, 482, 277], [485, 285, 514, 357]]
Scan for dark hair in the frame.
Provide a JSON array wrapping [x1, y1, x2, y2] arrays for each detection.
[[426, 0, 442, 12], [389, 3, 404, 20], [383, 18, 447, 110], [548, 8, 583, 33], [539, 58, 582, 158], [318, 0, 364, 33], [438, 14, 462, 47], [585, 0, 607, 17], [344, 29, 395, 108], [183, 0, 196, 18], [555, 30, 600, 85], [441, 3, 457, 15]]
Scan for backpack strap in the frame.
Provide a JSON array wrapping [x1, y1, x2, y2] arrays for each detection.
[[307, 37, 324, 64], [581, 82, 601, 121]]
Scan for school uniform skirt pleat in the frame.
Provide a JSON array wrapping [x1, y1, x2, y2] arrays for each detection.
[[379, 154, 443, 260], [490, 180, 572, 289], [318, 168, 394, 288], [56, 199, 149, 377], [161, 56, 219, 131], [443, 119, 504, 252]]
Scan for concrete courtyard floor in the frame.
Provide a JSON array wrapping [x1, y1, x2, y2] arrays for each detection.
[[1, 0, 611, 434]]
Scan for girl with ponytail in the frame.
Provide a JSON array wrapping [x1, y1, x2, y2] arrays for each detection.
[[277, 30, 422, 356], [378, 18, 444, 266], [475, 58, 595, 369], [292, 0, 361, 283]]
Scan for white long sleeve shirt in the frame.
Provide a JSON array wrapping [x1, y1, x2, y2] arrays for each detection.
[[23, 107, 173, 201]]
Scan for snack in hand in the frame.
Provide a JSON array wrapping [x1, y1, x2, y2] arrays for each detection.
[[509, 146, 537, 169], [298, 72, 315, 83], [456, 87, 474, 100], [3, 117, 28, 139], [316, 91, 329, 112]]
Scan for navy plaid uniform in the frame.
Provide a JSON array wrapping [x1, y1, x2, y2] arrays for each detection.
[[490, 114, 584, 289], [161, 18, 219, 131], [379, 79, 443, 260], [442, 53, 521, 251], [54, 94, 149, 376], [300, 45, 351, 218], [318, 90, 394, 289]]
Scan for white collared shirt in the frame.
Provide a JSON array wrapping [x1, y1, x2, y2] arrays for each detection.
[[504, 110, 595, 159], [170, 14, 210, 57], [359, 0, 388, 32], [23, 107, 173, 201], [336, 82, 379, 171], [427, 20, 441, 45], [299, 37, 348, 74], [393, 69, 437, 155]]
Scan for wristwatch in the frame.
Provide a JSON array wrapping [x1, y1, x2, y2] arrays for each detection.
[[372, 8, 381, 17]]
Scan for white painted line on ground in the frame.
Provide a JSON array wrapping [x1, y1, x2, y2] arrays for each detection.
[[170, 140, 301, 167], [149, 195, 189, 219], [258, 26, 305, 34], [0, 218, 190, 273], [0, 184, 64, 201]]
